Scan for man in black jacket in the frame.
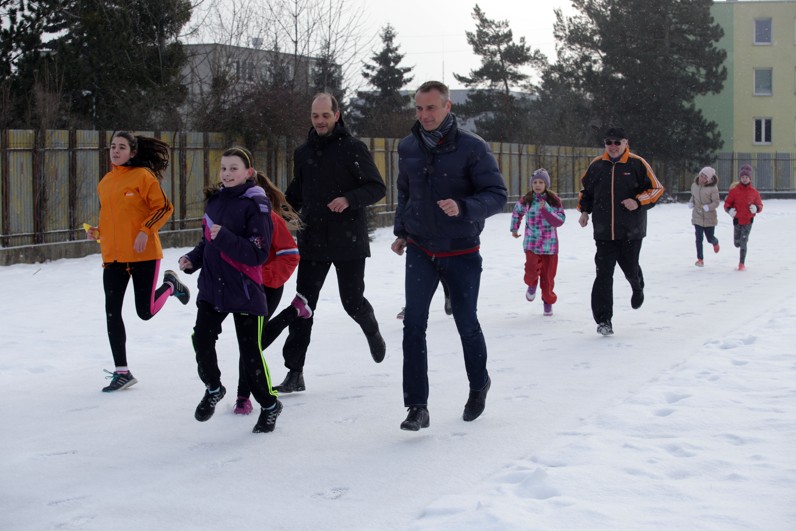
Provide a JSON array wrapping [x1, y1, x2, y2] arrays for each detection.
[[391, 81, 507, 431], [275, 93, 387, 393], [577, 127, 664, 336]]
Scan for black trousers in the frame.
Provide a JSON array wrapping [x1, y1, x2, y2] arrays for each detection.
[[591, 239, 644, 325], [192, 300, 277, 409], [236, 285, 289, 397], [281, 258, 378, 371], [103, 260, 172, 367]]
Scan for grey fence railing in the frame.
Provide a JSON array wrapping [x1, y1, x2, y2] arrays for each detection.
[[1, 128, 794, 254]]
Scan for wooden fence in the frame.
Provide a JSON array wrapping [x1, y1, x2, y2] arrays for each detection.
[[1, 128, 794, 256]]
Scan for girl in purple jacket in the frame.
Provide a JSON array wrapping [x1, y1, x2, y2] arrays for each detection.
[[179, 147, 282, 434], [510, 169, 566, 316]]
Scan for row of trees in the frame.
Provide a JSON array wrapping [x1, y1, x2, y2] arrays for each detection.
[[1, 0, 726, 171]]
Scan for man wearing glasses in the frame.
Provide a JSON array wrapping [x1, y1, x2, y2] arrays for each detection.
[[577, 127, 664, 336]]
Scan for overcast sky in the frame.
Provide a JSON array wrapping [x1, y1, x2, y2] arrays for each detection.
[[359, 0, 577, 89]]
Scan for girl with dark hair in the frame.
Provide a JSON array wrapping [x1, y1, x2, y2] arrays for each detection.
[[86, 132, 191, 392], [233, 172, 311, 415], [179, 146, 283, 433]]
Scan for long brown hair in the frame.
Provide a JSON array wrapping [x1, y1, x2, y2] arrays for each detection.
[[255, 172, 302, 229], [520, 188, 562, 208], [112, 131, 170, 181]]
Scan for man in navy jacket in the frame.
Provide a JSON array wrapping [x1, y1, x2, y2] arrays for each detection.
[[391, 81, 507, 431]]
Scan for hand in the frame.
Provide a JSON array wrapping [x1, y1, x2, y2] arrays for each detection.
[[702, 204, 710, 212], [178, 256, 192, 271], [327, 197, 350, 213], [133, 231, 148, 253], [621, 198, 639, 211], [511, 231, 520, 239], [391, 238, 407, 256], [749, 204, 758, 214], [437, 199, 460, 217], [728, 208, 737, 218], [688, 202, 694, 210], [578, 212, 589, 227], [209, 225, 221, 240], [85, 225, 100, 241]]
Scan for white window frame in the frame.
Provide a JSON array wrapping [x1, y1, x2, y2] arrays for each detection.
[[754, 18, 772, 45], [754, 118, 773, 145], [754, 68, 773, 96]]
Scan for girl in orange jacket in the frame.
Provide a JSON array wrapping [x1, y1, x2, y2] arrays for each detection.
[[86, 132, 190, 392]]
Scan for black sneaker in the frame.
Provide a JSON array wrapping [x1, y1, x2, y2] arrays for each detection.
[[631, 289, 644, 309], [366, 330, 386, 363], [253, 400, 283, 433], [195, 385, 226, 422], [462, 376, 491, 422], [444, 295, 453, 316], [274, 370, 305, 393], [102, 369, 138, 392], [597, 321, 614, 336], [164, 270, 191, 305], [400, 406, 430, 431]]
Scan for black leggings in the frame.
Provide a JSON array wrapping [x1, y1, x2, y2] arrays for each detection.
[[103, 260, 172, 367]]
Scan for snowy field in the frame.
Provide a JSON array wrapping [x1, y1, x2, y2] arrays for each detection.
[[1, 201, 795, 530]]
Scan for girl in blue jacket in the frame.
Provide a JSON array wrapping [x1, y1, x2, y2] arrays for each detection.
[[179, 146, 282, 434]]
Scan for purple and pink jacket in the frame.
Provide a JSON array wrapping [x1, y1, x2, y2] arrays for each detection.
[[510, 194, 566, 255], [184, 180, 274, 316]]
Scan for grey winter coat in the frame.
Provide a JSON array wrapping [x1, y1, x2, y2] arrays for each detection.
[[689, 174, 720, 227]]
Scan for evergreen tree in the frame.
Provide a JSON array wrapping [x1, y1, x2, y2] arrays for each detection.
[[536, 0, 726, 170], [7, 0, 192, 129], [349, 24, 414, 139], [453, 4, 546, 142], [311, 45, 346, 107]]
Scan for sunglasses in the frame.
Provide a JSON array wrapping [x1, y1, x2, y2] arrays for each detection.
[[604, 139, 624, 146]]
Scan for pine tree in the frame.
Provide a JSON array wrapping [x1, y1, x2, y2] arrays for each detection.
[[349, 24, 414, 139], [453, 4, 546, 142], [535, 0, 726, 169]]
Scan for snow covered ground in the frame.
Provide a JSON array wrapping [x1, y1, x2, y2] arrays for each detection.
[[1, 201, 795, 530]]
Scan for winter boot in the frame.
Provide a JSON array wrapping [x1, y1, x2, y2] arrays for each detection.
[[525, 285, 537, 302], [631, 289, 644, 309], [695, 259, 704, 267], [274, 370, 305, 393], [543, 303, 553, 316], [463, 376, 491, 422], [400, 406, 430, 431], [597, 321, 614, 336]]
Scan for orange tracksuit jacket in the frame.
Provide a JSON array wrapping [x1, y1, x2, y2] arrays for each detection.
[[97, 164, 173, 263]]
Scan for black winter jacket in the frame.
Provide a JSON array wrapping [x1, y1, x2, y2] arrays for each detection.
[[287, 119, 386, 261], [394, 116, 507, 254], [577, 149, 664, 241]]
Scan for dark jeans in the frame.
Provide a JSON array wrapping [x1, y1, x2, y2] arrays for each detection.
[[694, 225, 718, 260], [192, 300, 277, 409], [591, 239, 644, 325], [103, 260, 172, 367], [281, 258, 378, 371], [402, 244, 488, 407]]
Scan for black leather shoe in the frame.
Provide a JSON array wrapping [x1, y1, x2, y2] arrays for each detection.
[[366, 330, 386, 363], [462, 377, 491, 422], [274, 370, 305, 393], [631, 289, 644, 309], [400, 406, 430, 431]]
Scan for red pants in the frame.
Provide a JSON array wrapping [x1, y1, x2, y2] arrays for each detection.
[[524, 251, 558, 304]]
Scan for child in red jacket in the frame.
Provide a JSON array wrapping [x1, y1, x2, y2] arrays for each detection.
[[724, 164, 763, 271]]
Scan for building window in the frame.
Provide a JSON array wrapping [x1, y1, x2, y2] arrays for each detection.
[[754, 118, 772, 144], [754, 68, 773, 95], [754, 18, 772, 44]]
